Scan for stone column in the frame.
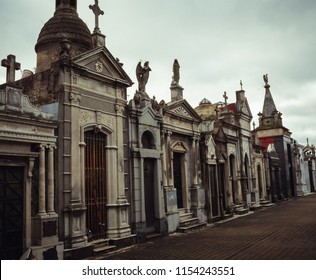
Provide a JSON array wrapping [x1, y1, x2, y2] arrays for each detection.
[[161, 131, 167, 186], [47, 145, 56, 215], [26, 157, 35, 248], [38, 145, 47, 216], [196, 137, 202, 184], [192, 136, 198, 185], [166, 131, 172, 187], [79, 141, 86, 207]]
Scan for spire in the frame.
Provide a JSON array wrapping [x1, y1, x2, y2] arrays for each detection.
[[262, 74, 277, 117]]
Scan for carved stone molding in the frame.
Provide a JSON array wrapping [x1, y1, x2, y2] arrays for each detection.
[[79, 109, 116, 131], [171, 106, 191, 117], [69, 92, 82, 104]]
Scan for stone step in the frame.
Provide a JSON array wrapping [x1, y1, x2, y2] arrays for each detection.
[[249, 204, 263, 211], [179, 212, 194, 222], [261, 202, 276, 208], [179, 217, 200, 227], [93, 245, 116, 255], [235, 207, 249, 215], [146, 232, 162, 240], [178, 208, 187, 215], [177, 221, 208, 233], [91, 238, 111, 248], [260, 199, 271, 205], [90, 238, 116, 255]]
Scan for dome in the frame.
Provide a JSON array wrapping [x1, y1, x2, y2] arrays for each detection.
[[35, 4, 92, 72]]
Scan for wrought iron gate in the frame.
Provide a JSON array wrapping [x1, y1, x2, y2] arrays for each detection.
[[85, 131, 107, 240], [0, 166, 24, 259]]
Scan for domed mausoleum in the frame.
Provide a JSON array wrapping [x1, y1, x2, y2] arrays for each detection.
[[35, 0, 92, 72]]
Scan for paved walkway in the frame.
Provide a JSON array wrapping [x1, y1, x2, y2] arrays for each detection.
[[100, 194, 316, 260]]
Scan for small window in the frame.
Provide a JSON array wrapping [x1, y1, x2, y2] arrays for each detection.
[[141, 131, 156, 149]]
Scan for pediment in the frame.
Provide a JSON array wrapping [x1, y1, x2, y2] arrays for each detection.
[[171, 141, 188, 153], [165, 99, 202, 122], [138, 106, 162, 126], [214, 126, 227, 143], [237, 98, 252, 118], [72, 47, 133, 86]]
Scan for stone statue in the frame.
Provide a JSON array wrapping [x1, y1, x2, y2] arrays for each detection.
[[263, 74, 269, 85], [136, 61, 151, 92], [172, 59, 180, 84]]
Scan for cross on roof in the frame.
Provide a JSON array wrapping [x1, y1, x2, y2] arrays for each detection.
[[1, 54, 20, 84], [89, 0, 104, 33], [223, 91, 228, 107]]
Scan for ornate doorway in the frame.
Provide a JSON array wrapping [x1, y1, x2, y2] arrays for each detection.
[[173, 152, 184, 208], [0, 166, 24, 259], [85, 131, 107, 240]]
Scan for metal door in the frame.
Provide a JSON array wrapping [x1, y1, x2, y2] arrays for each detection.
[[85, 131, 107, 240], [173, 152, 183, 208], [0, 166, 24, 259]]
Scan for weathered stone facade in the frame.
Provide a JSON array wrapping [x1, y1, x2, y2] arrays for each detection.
[[1, 0, 315, 260]]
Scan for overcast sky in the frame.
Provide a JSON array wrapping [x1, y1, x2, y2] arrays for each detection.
[[1, 0, 315, 145]]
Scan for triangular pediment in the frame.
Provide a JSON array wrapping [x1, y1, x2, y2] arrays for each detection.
[[214, 126, 227, 143], [165, 99, 202, 122], [72, 47, 133, 86], [237, 98, 252, 118]]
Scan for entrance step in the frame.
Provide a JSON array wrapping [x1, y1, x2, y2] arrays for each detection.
[[177, 209, 207, 233], [91, 239, 116, 255], [234, 205, 249, 215], [178, 221, 207, 233], [249, 204, 263, 211], [260, 199, 276, 208], [146, 232, 162, 240]]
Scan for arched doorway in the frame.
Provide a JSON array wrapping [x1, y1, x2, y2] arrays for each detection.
[[85, 130, 107, 240], [173, 152, 184, 208]]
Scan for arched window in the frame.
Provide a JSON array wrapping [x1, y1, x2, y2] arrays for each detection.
[[141, 131, 156, 149]]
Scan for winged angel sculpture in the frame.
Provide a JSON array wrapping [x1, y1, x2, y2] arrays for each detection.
[[136, 61, 151, 92]]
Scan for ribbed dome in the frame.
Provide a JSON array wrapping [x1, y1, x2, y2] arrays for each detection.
[[35, 8, 92, 52], [35, 3, 92, 72]]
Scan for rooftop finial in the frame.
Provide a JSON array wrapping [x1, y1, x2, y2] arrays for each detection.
[[223, 91, 228, 108], [263, 74, 269, 87], [240, 80, 243, 90], [89, 0, 104, 33]]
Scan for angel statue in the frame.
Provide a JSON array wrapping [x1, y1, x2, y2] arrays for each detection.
[[263, 74, 269, 86], [136, 61, 151, 92]]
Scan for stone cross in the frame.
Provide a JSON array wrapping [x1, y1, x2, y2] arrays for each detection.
[[223, 91, 228, 107], [89, 0, 104, 33], [1, 54, 21, 84]]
